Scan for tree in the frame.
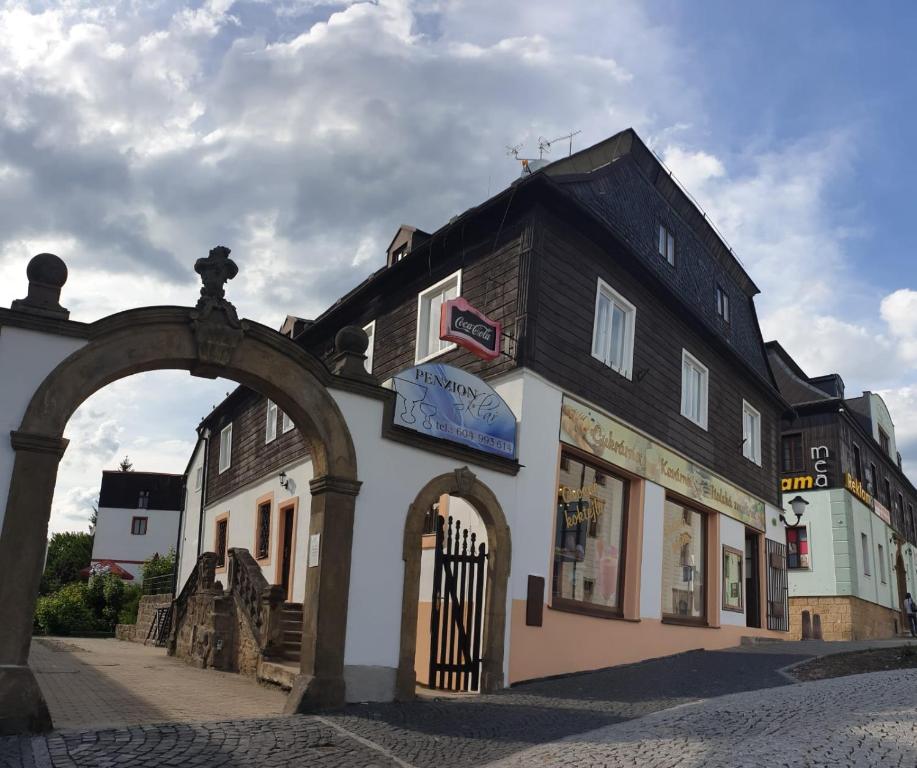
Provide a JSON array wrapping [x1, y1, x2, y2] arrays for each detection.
[[40, 531, 93, 595], [141, 548, 176, 583], [118, 456, 133, 472]]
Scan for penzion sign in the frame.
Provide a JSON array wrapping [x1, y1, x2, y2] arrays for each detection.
[[439, 298, 501, 361], [391, 363, 517, 459]]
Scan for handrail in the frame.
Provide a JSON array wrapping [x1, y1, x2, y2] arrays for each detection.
[[227, 548, 268, 640]]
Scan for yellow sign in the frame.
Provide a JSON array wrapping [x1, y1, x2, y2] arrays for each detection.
[[558, 482, 606, 527], [782, 476, 814, 492], [560, 396, 766, 531], [844, 472, 876, 512]]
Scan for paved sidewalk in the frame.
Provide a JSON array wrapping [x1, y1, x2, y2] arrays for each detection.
[[29, 637, 286, 729]]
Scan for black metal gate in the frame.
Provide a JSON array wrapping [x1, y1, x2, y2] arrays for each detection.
[[429, 515, 486, 692], [766, 539, 789, 632]]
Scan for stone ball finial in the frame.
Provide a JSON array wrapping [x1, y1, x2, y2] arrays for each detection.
[[335, 325, 369, 355], [26, 253, 68, 288], [11, 252, 70, 319]]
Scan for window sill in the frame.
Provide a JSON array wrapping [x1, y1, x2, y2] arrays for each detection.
[[661, 617, 712, 628], [680, 413, 708, 432], [414, 342, 458, 366], [721, 605, 744, 614], [548, 601, 638, 622]]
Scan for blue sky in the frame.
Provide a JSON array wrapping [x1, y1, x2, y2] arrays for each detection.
[[1, 0, 916, 531]]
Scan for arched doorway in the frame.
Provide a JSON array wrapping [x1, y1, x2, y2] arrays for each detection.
[[396, 467, 510, 700], [0, 248, 361, 733]]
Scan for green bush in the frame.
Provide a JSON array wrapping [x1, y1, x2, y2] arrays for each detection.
[[118, 584, 143, 625], [34, 583, 97, 636], [142, 548, 176, 585]]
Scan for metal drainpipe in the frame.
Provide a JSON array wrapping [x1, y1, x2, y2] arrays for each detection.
[[196, 428, 211, 560]]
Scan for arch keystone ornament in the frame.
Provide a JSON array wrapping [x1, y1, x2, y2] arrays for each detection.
[[0, 248, 361, 734]]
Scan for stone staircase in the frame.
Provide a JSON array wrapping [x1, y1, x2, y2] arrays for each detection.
[[279, 603, 303, 664]]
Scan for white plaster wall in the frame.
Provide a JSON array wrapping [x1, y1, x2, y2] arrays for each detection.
[[177, 440, 205, 589], [201, 457, 313, 603], [784, 490, 837, 598], [0, 326, 86, 533], [639, 480, 665, 620], [91, 506, 180, 580], [719, 514, 747, 627]]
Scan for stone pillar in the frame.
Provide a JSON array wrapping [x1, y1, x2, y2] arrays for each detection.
[[0, 431, 68, 734], [285, 474, 360, 713]]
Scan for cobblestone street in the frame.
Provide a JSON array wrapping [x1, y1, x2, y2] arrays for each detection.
[[3, 638, 917, 767]]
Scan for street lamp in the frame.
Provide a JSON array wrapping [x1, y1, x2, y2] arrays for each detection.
[[780, 495, 808, 527]]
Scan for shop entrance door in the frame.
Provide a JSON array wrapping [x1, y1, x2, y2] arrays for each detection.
[[745, 531, 761, 628], [429, 514, 487, 692]]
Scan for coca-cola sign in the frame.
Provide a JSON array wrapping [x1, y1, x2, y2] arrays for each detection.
[[439, 297, 501, 360]]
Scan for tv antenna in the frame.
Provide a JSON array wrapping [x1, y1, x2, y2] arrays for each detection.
[[537, 130, 582, 159]]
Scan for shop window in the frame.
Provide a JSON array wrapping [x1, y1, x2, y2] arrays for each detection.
[[137, 490, 150, 509], [131, 516, 148, 535], [878, 543, 887, 583], [591, 279, 636, 379], [661, 500, 707, 622], [722, 546, 744, 613], [742, 401, 761, 465], [553, 453, 628, 616], [786, 526, 809, 569], [256, 501, 271, 560], [363, 320, 376, 374], [681, 350, 709, 430], [218, 423, 232, 474], [861, 533, 871, 576], [216, 516, 228, 569], [415, 270, 460, 363], [716, 285, 730, 323], [265, 399, 278, 443], [852, 444, 863, 482], [658, 224, 675, 265], [782, 434, 804, 473]]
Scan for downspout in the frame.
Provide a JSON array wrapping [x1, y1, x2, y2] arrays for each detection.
[[196, 428, 211, 559]]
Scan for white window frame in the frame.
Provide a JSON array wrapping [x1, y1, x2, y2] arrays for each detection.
[[218, 423, 232, 474], [590, 278, 636, 379], [415, 270, 461, 364], [680, 349, 709, 430], [742, 400, 761, 466], [861, 532, 871, 576], [363, 320, 376, 375], [265, 399, 278, 444], [658, 224, 675, 266], [716, 285, 730, 323], [281, 411, 294, 434], [194, 465, 203, 491]]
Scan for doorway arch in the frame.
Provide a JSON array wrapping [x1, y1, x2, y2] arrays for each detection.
[[0, 250, 361, 733], [396, 467, 511, 699]]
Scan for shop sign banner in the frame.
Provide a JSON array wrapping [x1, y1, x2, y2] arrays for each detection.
[[560, 396, 766, 531], [844, 472, 875, 512], [392, 363, 516, 459], [873, 498, 891, 525], [439, 298, 501, 360]]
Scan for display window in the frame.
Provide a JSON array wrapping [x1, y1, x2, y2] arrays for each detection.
[[661, 499, 707, 622]]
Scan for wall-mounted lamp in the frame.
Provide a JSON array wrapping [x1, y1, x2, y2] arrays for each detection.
[[780, 495, 808, 527], [279, 471, 291, 491]]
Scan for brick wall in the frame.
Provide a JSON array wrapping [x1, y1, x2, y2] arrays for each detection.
[[789, 595, 901, 641]]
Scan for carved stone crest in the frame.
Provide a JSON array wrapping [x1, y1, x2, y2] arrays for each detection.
[[454, 466, 477, 497], [190, 246, 247, 369]]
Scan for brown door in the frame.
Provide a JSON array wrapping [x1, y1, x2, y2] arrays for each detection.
[[280, 506, 295, 600], [745, 531, 761, 628]]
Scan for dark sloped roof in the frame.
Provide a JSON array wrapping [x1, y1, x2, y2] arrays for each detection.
[[98, 471, 183, 511], [765, 341, 835, 405]]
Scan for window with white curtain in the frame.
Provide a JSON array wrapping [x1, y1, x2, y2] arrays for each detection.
[[363, 320, 375, 374], [265, 399, 278, 443], [591, 279, 636, 379], [742, 400, 761, 465], [681, 350, 709, 430], [218, 423, 232, 473], [415, 270, 461, 363], [281, 412, 294, 433]]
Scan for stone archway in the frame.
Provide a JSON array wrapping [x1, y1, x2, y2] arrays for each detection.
[[395, 467, 511, 700], [0, 248, 362, 734]]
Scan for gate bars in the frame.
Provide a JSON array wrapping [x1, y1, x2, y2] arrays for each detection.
[[429, 515, 487, 692]]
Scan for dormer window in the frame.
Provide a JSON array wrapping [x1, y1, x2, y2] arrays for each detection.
[[716, 285, 730, 323], [879, 427, 890, 455], [138, 490, 150, 509], [393, 244, 407, 263], [658, 224, 675, 266]]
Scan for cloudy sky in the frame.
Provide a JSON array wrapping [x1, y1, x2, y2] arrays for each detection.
[[2, 0, 917, 533]]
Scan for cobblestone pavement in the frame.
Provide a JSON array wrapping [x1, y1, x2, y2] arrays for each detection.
[[1, 645, 810, 767], [488, 668, 917, 767], [28, 637, 286, 728]]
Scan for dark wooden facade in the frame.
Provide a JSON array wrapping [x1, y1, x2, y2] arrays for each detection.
[[199, 128, 785, 508]]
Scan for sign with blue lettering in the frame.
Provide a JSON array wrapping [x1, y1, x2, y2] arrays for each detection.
[[391, 363, 517, 459]]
